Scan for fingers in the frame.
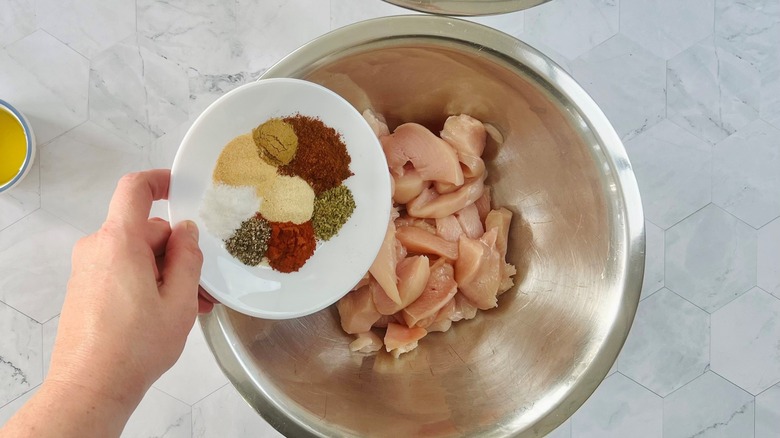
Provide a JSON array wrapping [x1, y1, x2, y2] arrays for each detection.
[[107, 170, 171, 229], [160, 221, 203, 306], [198, 296, 215, 314], [147, 217, 172, 256], [198, 287, 218, 304]]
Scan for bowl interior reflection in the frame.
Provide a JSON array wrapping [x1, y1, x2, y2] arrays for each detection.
[[200, 17, 643, 438]]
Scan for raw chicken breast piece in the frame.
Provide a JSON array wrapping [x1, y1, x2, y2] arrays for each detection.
[[384, 323, 428, 358], [441, 115, 487, 178], [406, 173, 486, 219], [381, 123, 464, 186], [350, 331, 384, 353], [369, 221, 401, 304], [363, 109, 390, 137], [474, 188, 492, 222], [337, 286, 382, 334], [372, 314, 396, 328], [427, 298, 457, 333], [395, 215, 437, 234], [371, 255, 430, 315], [451, 293, 479, 321], [485, 207, 512, 259], [455, 203, 484, 239], [402, 259, 458, 327], [396, 226, 458, 260], [455, 229, 502, 310], [435, 215, 463, 242], [393, 169, 426, 204]]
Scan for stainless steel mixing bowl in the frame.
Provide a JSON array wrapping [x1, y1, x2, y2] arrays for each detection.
[[199, 16, 644, 437], [383, 0, 551, 15]]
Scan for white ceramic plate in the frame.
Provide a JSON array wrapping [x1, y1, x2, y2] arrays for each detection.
[[169, 78, 391, 319]]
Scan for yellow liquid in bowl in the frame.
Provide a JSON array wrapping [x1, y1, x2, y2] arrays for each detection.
[[0, 108, 27, 186]]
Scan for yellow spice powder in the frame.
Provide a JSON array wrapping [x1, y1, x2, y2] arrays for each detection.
[[213, 133, 277, 197], [258, 174, 315, 224], [252, 118, 298, 166]]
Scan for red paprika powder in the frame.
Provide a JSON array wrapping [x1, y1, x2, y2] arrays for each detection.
[[266, 220, 317, 273]]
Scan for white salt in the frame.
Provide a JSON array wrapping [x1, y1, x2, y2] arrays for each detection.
[[199, 183, 262, 240]]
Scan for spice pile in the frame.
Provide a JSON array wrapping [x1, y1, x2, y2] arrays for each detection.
[[199, 115, 356, 273]]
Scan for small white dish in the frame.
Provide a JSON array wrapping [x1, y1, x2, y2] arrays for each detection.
[[0, 99, 36, 194], [169, 78, 391, 319]]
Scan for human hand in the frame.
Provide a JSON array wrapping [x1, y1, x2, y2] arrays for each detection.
[[46, 169, 209, 420]]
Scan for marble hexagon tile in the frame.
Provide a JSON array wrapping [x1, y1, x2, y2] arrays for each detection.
[[667, 37, 761, 146], [621, 0, 714, 60], [330, 0, 414, 29], [0, 31, 89, 145], [758, 218, 780, 298], [0, 303, 42, 407], [618, 289, 710, 397], [762, 51, 780, 130], [569, 35, 666, 141], [665, 204, 757, 312], [715, 0, 780, 69], [625, 120, 712, 230], [0, 160, 39, 232], [36, 0, 135, 59], [0, 210, 84, 323], [524, 0, 617, 61], [192, 384, 283, 438], [0, 388, 36, 426], [122, 387, 191, 438], [641, 221, 664, 299], [712, 288, 780, 395], [570, 373, 663, 438], [0, 0, 35, 48], [40, 122, 151, 235], [663, 372, 754, 438], [89, 36, 189, 149], [756, 384, 780, 438], [152, 324, 229, 406], [713, 120, 780, 228]]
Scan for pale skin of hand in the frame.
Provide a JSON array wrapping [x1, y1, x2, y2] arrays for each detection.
[[0, 169, 215, 437]]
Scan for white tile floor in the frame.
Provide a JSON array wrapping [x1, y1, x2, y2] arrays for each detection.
[[1, 0, 779, 436]]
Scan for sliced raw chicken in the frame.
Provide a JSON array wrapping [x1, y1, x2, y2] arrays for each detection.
[[485, 208, 512, 259], [441, 115, 487, 178], [396, 226, 458, 260], [455, 229, 502, 310], [372, 256, 430, 315], [393, 169, 426, 204], [402, 260, 458, 327], [337, 286, 382, 334], [363, 109, 390, 137], [395, 215, 437, 234], [370, 275, 401, 315], [381, 123, 464, 186], [451, 293, 479, 321], [455, 203, 484, 239], [384, 323, 427, 358], [372, 314, 396, 328], [397, 255, 431, 306], [406, 173, 486, 219], [426, 318, 453, 333], [474, 188, 492, 222], [499, 263, 517, 294], [353, 272, 370, 291], [433, 181, 460, 195], [427, 298, 456, 333], [435, 215, 463, 242], [349, 331, 384, 353], [369, 221, 401, 305]]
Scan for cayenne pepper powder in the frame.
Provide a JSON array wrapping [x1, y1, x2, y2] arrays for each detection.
[[279, 115, 353, 194], [266, 220, 317, 273]]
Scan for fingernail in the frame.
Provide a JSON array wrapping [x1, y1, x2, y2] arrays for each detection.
[[185, 220, 199, 240]]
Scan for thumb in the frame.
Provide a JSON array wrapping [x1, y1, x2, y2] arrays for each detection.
[[160, 220, 203, 304]]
